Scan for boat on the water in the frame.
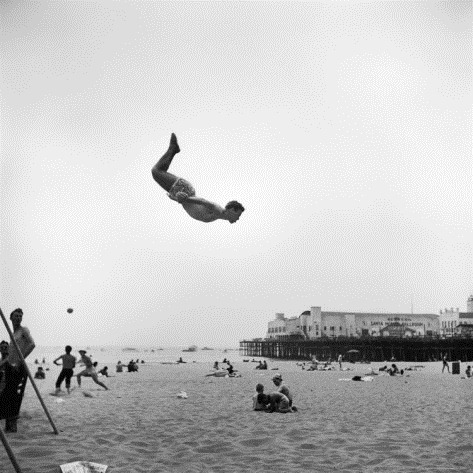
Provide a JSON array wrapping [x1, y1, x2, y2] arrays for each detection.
[[182, 345, 197, 352]]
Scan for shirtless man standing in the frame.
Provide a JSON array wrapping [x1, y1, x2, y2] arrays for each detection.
[[151, 134, 245, 223]]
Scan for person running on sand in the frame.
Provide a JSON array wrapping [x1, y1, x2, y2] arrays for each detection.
[[76, 350, 108, 390], [151, 133, 245, 223], [53, 345, 76, 394]]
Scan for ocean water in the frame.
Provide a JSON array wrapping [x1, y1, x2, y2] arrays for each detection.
[[30, 345, 247, 368]]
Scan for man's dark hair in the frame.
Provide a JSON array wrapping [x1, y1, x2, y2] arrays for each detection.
[[65, 345, 72, 353], [10, 308, 23, 318], [225, 201, 245, 212]]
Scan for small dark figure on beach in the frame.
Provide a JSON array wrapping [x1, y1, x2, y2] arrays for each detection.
[[442, 355, 450, 374], [53, 345, 76, 394], [34, 366, 45, 379], [98, 366, 109, 377], [151, 134, 245, 223]]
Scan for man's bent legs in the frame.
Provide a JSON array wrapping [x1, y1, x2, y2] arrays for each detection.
[[151, 133, 181, 191]]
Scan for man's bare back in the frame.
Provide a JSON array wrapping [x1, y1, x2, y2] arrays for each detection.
[[152, 134, 245, 224]]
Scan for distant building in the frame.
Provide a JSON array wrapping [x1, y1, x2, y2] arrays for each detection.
[[267, 306, 439, 340], [439, 295, 473, 337]]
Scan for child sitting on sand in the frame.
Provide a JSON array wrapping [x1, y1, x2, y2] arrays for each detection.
[[253, 383, 266, 411]]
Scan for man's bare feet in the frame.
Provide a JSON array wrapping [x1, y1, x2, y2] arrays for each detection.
[[170, 133, 180, 154]]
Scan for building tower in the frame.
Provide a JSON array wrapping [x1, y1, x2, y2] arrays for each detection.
[[467, 295, 473, 313]]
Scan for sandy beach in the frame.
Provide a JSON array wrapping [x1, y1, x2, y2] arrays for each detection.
[[1, 359, 472, 473]]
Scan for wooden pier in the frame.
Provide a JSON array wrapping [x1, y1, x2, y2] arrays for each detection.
[[239, 336, 473, 362]]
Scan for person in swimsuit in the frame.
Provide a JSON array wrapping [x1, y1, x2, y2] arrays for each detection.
[[0, 308, 36, 432], [76, 350, 108, 390], [257, 392, 294, 413], [53, 345, 76, 394], [151, 134, 245, 223]]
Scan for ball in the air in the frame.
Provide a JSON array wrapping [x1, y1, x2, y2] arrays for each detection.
[[67, 308, 73, 314]]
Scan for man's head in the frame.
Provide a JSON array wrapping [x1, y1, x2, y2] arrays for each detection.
[[225, 201, 245, 223], [79, 350, 87, 356], [10, 308, 23, 325], [256, 383, 264, 393], [272, 373, 283, 385], [0, 340, 9, 356], [65, 345, 72, 354]]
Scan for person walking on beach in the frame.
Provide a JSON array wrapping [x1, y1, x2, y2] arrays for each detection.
[[338, 354, 343, 370], [0, 308, 36, 432], [442, 355, 450, 374], [53, 345, 76, 394], [76, 350, 108, 390], [151, 133, 245, 223]]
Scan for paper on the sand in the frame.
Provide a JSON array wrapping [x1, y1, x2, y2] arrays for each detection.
[[60, 461, 108, 473]]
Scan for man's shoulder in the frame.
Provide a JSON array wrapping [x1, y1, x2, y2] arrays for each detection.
[[19, 326, 31, 336]]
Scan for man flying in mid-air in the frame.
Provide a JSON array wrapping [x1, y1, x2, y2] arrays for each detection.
[[151, 134, 245, 223]]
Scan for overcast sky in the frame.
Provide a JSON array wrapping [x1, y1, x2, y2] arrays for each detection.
[[1, 1, 471, 348]]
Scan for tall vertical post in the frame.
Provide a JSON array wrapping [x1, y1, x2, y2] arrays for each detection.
[[0, 428, 24, 473]]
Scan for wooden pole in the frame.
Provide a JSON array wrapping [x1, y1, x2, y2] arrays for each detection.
[[0, 308, 59, 435], [0, 427, 24, 473]]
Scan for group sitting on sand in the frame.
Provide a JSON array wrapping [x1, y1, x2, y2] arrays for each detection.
[[206, 360, 241, 377], [253, 374, 297, 413]]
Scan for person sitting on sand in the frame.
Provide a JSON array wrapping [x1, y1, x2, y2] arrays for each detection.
[[98, 366, 109, 377], [76, 350, 108, 390], [271, 373, 293, 407], [253, 383, 267, 411], [116, 361, 123, 373], [151, 133, 245, 224], [213, 361, 219, 370], [34, 366, 45, 379], [257, 392, 295, 413]]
